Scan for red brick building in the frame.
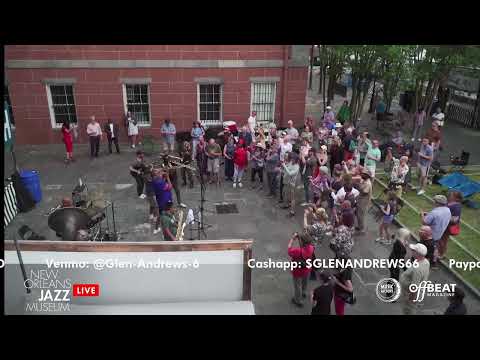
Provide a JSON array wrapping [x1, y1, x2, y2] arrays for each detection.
[[4, 45, 309, 145]]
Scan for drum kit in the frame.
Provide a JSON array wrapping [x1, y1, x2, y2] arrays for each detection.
[[47, 178, 124, 242]]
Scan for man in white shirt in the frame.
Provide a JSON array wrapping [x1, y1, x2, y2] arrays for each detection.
[[86, 115, 102, 158], [285, 120, 299, 142], [279, 135, 293, 162], [248, 111, 257, 134], [432, 107, 445, 128]]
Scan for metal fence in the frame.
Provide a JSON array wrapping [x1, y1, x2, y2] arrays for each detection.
[[447, 103, 479, 129]]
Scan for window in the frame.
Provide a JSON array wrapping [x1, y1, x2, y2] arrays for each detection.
[[198, 84, 222, 126], [251, 82, 276, 123], [4, 85, 14, 125], [123, 84, 151, 125], [46, 84, 77, 128]]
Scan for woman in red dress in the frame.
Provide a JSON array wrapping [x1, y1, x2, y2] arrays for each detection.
[[61, 120, 74, 163]]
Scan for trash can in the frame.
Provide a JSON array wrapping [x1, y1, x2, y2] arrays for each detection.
[[19, 170, 42, 203]]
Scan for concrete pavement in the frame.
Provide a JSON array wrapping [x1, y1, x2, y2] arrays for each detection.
[[4, 143, 480, 314]]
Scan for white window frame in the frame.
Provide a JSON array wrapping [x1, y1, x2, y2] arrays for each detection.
[[46, 83, 78, 129], [122, 83, 152, 127], [250, 82, 277, 126], [197, 83, 223, 127]]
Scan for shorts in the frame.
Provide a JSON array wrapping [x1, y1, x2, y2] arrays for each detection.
[[418, 165, 430, 177], [208, 157, 220, 173], [383, 214, 394, 224]]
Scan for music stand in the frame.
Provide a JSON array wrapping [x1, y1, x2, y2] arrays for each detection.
[[188, 163, 214, 240]]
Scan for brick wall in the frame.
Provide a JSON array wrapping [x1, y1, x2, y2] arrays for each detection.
[[5, 45, 308, 145]]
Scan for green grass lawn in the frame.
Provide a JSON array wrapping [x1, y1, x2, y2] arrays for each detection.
[[372, 177, 480, 291]]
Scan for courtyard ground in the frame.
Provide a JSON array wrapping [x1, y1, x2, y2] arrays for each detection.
[[4, 143, 480, 315]]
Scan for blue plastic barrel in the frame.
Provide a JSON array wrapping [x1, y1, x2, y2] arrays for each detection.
[[19, 170, 42, 203]]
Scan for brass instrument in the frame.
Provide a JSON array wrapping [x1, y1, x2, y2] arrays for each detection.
[[175, 208, 186, 241], [149, 152, 197, 172]]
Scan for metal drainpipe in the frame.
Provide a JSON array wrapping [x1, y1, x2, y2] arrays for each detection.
[[282, 45, 289, 127]]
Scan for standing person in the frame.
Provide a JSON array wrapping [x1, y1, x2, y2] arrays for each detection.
[[233, 140, 248, 188], [247, 111, 257, 135], [125, 111, 139, 148], [342, 128, 355, 162], [317, 145, 329, 168], [337, 100, 350, 125], [223, 135, 235, 182], [330, 209, 355, 259], [421, 195, 452, 266], [388, 228, 409, 281], [416, 138, 433, 196], [159, 201, 178, 241], [278, 135, 293, 204], [168, 167, 186, 208], [191, 121, 205, 161], [152, 169, 173, 214], [311, 271, 334, 315], [285, 120, 299, 143], [376, 191, 398, 244], [86, 115, 102, 158], [151, 169, 172, 235], [179, 141, 194, 188], [61, 120, 74, 163], [432, 107, 446, 129], [250, 143, 266, 190], [281, 152, 300, 217], [323, 106, 336, 130], [206, 138, 222, 185], [301, 125, 314, 144], [104, 118, 120, 154], [444, 287, 467, 315], [143, 164, 160, 226], [425, 123, 442, 163], [288, 232, 315, 308], [129, 150, 146, 199], [415, 225, 435, 266], [239, 126, 253, 147], [364, 139, 381, 178], [376, 98, 386, 125], [304, 207, 333, 246], [161, 119, 176, 153], [305, 116, 314, 133], [329, 137, 344, 176], [357, 132, 371, 167], [355, 169, 372, 235], [332, 255, 354, 316], [438, 191, 463, 259], [300, 148, 317, 205], [412, 107, 426, 142], [399, 243, 430, 315], [265, 142, 280, 197], [195, 136, 208, 180], [389, 156, 410, 198]]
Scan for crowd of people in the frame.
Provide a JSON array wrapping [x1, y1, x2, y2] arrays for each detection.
[[58, 101, 467, 315]]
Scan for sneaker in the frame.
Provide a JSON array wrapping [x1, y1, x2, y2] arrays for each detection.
[[381, 240, 392, 245], [139, 194, 146, 199], [375, 237, 384, 243], [149, 214, 154, 220], [418, 138, 422, 142], [233, 183, 237, 188], [238, 183, 243, 188], [411, 138, 415, 142], [153, 228, 162, 235], [417, 189, 425, 196], [300, 202, 309, 207], [179, 203, 187, 208]]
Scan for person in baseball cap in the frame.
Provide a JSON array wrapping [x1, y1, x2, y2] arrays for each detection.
[[418, 225, 435, 265], [433, 194, 448, 206], [409, 243, 428, 257]]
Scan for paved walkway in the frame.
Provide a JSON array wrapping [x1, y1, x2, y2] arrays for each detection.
[[4, 144, 480, 314]]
